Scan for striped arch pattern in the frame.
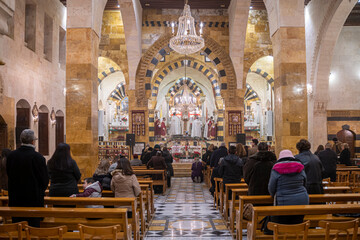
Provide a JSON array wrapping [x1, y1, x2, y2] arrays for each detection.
[[244, 84, 260, 102], [151, 58, 221, 98], [249, 68, 274, 89], [108, 83, 126, 101], [167, 77, 203, 97], [97, 67, 120, 84]]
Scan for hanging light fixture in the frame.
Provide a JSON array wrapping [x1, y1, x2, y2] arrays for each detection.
[[170, 0, 204, 55]]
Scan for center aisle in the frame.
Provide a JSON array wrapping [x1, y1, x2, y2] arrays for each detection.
[[145, 177, 233, 239]]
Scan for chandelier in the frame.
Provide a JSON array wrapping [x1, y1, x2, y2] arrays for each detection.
[[170, 0, 204, 55]]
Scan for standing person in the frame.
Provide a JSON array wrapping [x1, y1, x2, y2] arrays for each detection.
[[191, 158, 203, 183], [219, 146, 244, 188], [314, 145, 324, 156], [236, 143, 247, 158], [202, 144, 214, 166], [210, 118, 217, 140], [111, 158, 141, 216], [191, 117, 202, 138], [47, 143, 81, 197], [0, 148, 11, 190], [268, 150, 309, 224], [162, 147, 174, 177], [318, 143, 338, 182], [207, 117, 214, 139], [161, 117, 167, 138], [210, 143, 228, 168], [243, 142, 276, 195], [6, 129, 49, 227], [295, 139, 324, 194], [248, 139, 259, 156], [142, 147, 153, 165], [170, 112, 181, 135], [339, 143, 352, 166], [93, 158, 111, 189], [332, 138, 342, 156], [203, 117, 210, 139], [147, 151, 167, 193]]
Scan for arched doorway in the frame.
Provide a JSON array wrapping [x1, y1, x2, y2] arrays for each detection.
[[16, 99, 31, 148], [0, 115, 7, 150], [38, 105, 49, 156], [55, 110, 64, 148]]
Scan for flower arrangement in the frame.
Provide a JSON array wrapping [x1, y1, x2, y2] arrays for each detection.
[[193, 151, 201, 158], [121, 117, 128, 122], [173, 152, 182, 158]]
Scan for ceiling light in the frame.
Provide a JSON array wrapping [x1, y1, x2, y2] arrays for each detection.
[[117, 4, 120, 8], [145, 3, 150, 7], [250, 6, 253, 9]]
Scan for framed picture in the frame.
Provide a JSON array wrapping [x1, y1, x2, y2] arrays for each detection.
[[133, 142, 145, 155], [229, 142, 237, 148]]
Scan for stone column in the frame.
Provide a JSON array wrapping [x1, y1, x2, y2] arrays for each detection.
[[66, 0, 107, 177], [272, 27, 307, 154], [200, 96, 206, 123]]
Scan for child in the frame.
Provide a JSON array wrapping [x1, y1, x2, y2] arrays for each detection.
[[70, 178, 103, 208], [191, 158, 204, 183]]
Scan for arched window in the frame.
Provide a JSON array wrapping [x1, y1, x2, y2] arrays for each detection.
[[55, 110, 64, 147], [16, 99, 31, 148], [38, 105, 49, 155]]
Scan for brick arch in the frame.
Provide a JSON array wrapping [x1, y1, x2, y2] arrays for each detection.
[[97, 57, 122, 83], [135, 33, 238, 107], [166, 77, 204, 97], [248, 68, 274, 89], [108, 82, 126, 101], [243, 51, 272, 82], [151, 57, 221, 98]]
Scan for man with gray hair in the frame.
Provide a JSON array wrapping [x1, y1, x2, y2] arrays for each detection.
[[317, 142, 337, 182], [6, 129, 49, 227]]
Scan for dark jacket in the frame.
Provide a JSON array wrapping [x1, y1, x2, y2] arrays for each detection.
[[191, 161, 203, 181], [202, 150, 213, 165], [268, 157, 309, 206], [295, 151, 324, 194], [210, 146, 228, 168], [219, 154, 243, 184], [142, 151, 153, 165], [48, 159, 81, 197], [243, 151, 276, 195], [163, 150, 174, 176], [7, 146, 49, 207], [147, 156, 167, 169], [317, 149, 337, 182], [339, 149, 351, 166]]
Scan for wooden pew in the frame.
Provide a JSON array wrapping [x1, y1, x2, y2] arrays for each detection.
[[223, 183, 248, 221], [138, 180, 155, 217], [0, 196, 143, 240], [235, 194, 360, 240], [247, 204, 360, 240], [133, 169, 167, 193], [0, 207, 132, 240]]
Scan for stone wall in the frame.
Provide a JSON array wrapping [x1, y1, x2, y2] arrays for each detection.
[[0, 0, 66, 155]]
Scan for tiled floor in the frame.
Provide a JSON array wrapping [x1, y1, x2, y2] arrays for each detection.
[[145, 177, 233, 239]]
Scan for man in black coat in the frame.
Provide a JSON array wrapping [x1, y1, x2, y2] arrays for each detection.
[[210, 142, 228, 168], [219, 146, 243, 187], [6, 129, 49, 227], [318, 142, 337, 182]]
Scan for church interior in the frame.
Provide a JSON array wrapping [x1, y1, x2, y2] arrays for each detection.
[[1, 0, 360, 239]]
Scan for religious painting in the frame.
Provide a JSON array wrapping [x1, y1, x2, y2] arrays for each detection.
[[133, 142, 145, 155], [132, 111, 145, 136], [228, 111, 242, 136]]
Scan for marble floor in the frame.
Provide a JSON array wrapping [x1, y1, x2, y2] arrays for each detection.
[[144, 177, 234, 240]]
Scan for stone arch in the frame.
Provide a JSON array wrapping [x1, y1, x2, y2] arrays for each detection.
[[16, 99, 30, 108], [245, 84, 260, 102], [108, 82, 126, 101], [39, 105, 49, 113], [248, 68, 274, 88], [135, 33, 238, 107], [167, 77, 204, 97], [98, 57, 122, 84], [151, 57, 221, 99], [56, 110, 64, 116]]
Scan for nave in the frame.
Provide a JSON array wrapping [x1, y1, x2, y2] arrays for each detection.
[[145, 177, 233, 239]]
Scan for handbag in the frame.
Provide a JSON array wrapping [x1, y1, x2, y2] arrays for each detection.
[[243, 203, 253, 221]]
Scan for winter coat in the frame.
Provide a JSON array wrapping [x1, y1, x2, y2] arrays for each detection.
[[202, 150, 213, 165], [48, 159, 81, 197], [268, 157, 309, 206], [111, 170, 141, 198], [142, 151, 153, 165], [163, 150, 174, 176], [210, 146, 228, 168], [243, 151, 276, 195], [147, 156, 167, 170], [248, 145, 258, 157], [317, 149, 337, 182], [75, 181, 103, 208], [130, 159, 143, 166], [339, 149, 352, 166], [218, 154, 243, 184], [295, 151, 324, 194], [7, 146, 49, 208], [191, 161, 203, 181]]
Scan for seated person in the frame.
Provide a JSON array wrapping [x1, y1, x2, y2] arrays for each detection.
[[130, 154, 142, 166], [71, 177, 103, 208]]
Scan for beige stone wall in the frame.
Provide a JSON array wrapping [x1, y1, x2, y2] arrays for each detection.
[[0, 0, 66, 155]]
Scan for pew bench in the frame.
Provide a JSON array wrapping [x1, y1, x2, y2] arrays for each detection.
[[223, 183, 248, 221], [235, 194, 360, 240], [0, 207, 132, 240], [246, 204, 360, 240], [133, 169, 167, 193]]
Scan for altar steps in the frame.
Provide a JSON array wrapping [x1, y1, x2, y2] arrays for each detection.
[[173, 163, 192, 177]]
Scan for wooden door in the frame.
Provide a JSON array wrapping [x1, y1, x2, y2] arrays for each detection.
[[337, 129, 356, 158], [38, 112, 49, 155], [55, 116, 64, 147], [16, 108, 30, 148]]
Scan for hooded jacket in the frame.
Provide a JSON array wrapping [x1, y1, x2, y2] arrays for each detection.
[[111, 170, 141, 198], [243, 151, 276, 195], [219, 154, 243, 184], [268, 157, 309, 206], [75, 181, 103, 208]]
